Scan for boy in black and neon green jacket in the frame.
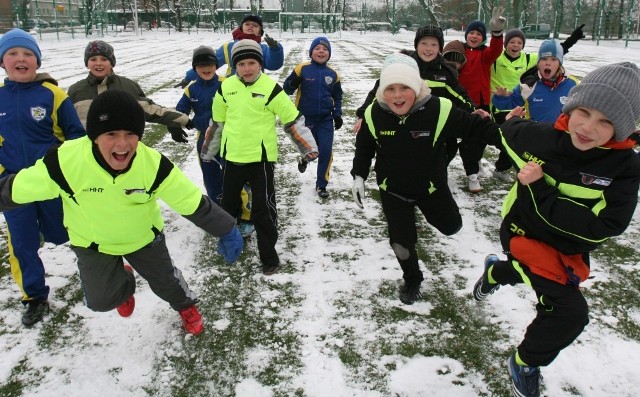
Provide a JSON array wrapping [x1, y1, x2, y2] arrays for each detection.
[[202, 39, 318, 275]]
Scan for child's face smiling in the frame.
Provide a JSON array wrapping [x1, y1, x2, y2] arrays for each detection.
[[416, 36, 440, 63], [466, 30, 484, 48], [567, 107, 615, 150], [87, 55, 113, 79], [311, 44, 329, 64], [195, 64, 217, 80], [235, 58, 261, 82], [1, 47, 38, 83], [505, 37, 524, 58], [538, 56, 561, 79], [382, 84, 416, 116], [95, 130, 139, 170], [241, 21, 261, 36]]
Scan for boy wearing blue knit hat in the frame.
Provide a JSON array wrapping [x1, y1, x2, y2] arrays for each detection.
[[0, 28, 86, 327], [283, 37, 343, 198], [474, 62, 640, 397]]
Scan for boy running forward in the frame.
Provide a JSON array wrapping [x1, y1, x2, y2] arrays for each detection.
[[283, 36, 343, 198], [68, 40, 193, 143], [175, 46, 224, 204], [0, 90, 243, 335], [0, 29, 86, 326], [202, 39, 318, 275], [351, 53, 501, 305], [473, 63, 640, 397]]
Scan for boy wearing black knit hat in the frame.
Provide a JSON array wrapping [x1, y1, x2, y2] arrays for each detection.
[[201, 39, 319, 276], [473, 62, 640, 397], [0, 90, 243, 336], [68, 40, 195, 144]]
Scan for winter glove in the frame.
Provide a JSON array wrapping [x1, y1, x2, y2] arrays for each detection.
[[352, 176, 365, 208], [561, 24, 585, 54], [489, 7, 506, 36], [173, 78, 190, 89], [334, 116, 343, 130], [264, 34, 278, 48], [168, 127, 188, 143], [216, 226, 244, 264]]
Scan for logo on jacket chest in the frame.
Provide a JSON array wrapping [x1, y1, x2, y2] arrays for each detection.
[[324, 76, 334, 84], [579, 172, 612, 187], [31, 106, 46, 122], [522, 152, 545, 166]]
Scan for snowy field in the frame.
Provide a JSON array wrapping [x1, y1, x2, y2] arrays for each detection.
[[1, 28, 640, 397]]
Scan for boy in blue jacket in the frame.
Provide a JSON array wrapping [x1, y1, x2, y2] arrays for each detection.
[[0, 29, 86, 327], [283, 37, 343, 198], [175, 46, 224, 204]]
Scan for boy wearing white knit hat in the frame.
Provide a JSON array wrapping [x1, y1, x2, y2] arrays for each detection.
[[351, 53, 502, 305], [473, 62, 640, 397]]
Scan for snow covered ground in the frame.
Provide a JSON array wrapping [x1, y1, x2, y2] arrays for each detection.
[[1, 28, 640, 396]]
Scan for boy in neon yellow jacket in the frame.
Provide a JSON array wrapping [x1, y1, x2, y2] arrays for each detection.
[[0, 90, 243, 335]]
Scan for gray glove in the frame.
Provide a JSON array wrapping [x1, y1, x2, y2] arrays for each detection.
[[264, 34, 278, 48], [352, 176, 365, 208], [489, 7, 506, 35]]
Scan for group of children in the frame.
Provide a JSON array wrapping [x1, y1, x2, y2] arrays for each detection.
[[1, 14, 640, 397]]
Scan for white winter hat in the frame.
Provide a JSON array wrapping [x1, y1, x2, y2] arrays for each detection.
[[376, 53, 422, 99]]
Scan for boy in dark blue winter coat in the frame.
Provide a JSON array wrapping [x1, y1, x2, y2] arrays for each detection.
[[283, 37, 343, 198], [175, 46, 224, 204]]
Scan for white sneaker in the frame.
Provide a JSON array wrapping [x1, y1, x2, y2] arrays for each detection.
[[493, 170, 513, 183], [468, 174, 482, 193]]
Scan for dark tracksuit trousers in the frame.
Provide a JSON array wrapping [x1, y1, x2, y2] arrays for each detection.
[[306, 116, 334, 190], [196, 129, 224, 204], [71, 233, 198, 312], [458, 104, 511, 175], [380, 186, 462, 287], [491, 223, 590, 367], [221, 162, 279, 267], [5, 198, 69, 303]]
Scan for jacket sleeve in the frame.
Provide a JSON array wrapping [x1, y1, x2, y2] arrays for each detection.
[[134, 81, 191, 128], [175, 88, 192, 115], [350, 111, 377, 180], [262, 42, 284, 71], [332, 79, 343, 117], [0, 175, 22, 211], [58, 96, 87, 140], [492, 85, 525, 111], [283, 68, 300, 95], [183, 195, 236, 237], [356, 80, 380, 118], [445, 105, 501, 147], [484, 34, 504, 65]]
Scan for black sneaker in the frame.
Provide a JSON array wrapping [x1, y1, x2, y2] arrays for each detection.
[[22, 300, 49, 327], [399, 284, 422, 305], [262, 264, 280, 276], [507, 353, 542, 397], [473, 254, 501, 301], [316, 187, 329, 198], [298, 158, 308, 173]]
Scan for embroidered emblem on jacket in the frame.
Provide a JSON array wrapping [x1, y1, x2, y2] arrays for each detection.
[[31, 106, 46, 122], [411, 131, 430, 138], [324, 76, 334, 84], [379, 130, 395, 136], [522, 152, 545, 166], [124, 188, 147, 195], [251, 92, 265, 98], [580, 172, 612, 187]]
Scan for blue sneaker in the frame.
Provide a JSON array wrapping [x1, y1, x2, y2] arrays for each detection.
[[473, 254, 501, 301], [238, 221, 254, 238], [507, 354, 542, 397]]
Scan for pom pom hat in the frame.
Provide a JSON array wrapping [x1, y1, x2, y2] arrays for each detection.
[[562, 62, 640, 142], [86, 90, 145, 140], [376, 53, 422, 100], [0, 28, 42, 67]]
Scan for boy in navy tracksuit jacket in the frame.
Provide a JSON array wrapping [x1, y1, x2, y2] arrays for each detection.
[[283, 37, 343, 198], [0, 29, 85, 326], [175, 46, 224, 203]]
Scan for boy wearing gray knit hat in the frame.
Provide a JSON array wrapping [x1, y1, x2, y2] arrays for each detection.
[[473, 62, 640, 397]]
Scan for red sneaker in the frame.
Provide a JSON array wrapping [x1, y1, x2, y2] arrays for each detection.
[[179, 305, 204, 335], [117, 264, 135, 317]]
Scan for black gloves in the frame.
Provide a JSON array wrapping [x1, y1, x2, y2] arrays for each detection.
[[168, 127, 188, 143], [264, 34, 278, 48], [560, 24, 585, 54], [173, 78, 190, 89], [186, 119, 194, 130], [334, 116, 343, 130]]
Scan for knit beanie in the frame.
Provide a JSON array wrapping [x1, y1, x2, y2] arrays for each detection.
[[0, 28, 42, 67], [442, 40, 467, 66], [537, 39, 563, 65], [192, 45, 218, 69], [563, 62, 640, 142], [377, 53, 422, 99], [309, 36, 331, 60], [465, 21, 487, 43], [240, 14, 264, 36], [504, 28, 526, 48], [231, 39, 263, 67], [84, 40, 116, 67], [86, 90, 145, 140], [414, 25, 444, 52]]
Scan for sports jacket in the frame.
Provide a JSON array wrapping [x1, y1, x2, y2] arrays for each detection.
[[283, 60, 342, 120]]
